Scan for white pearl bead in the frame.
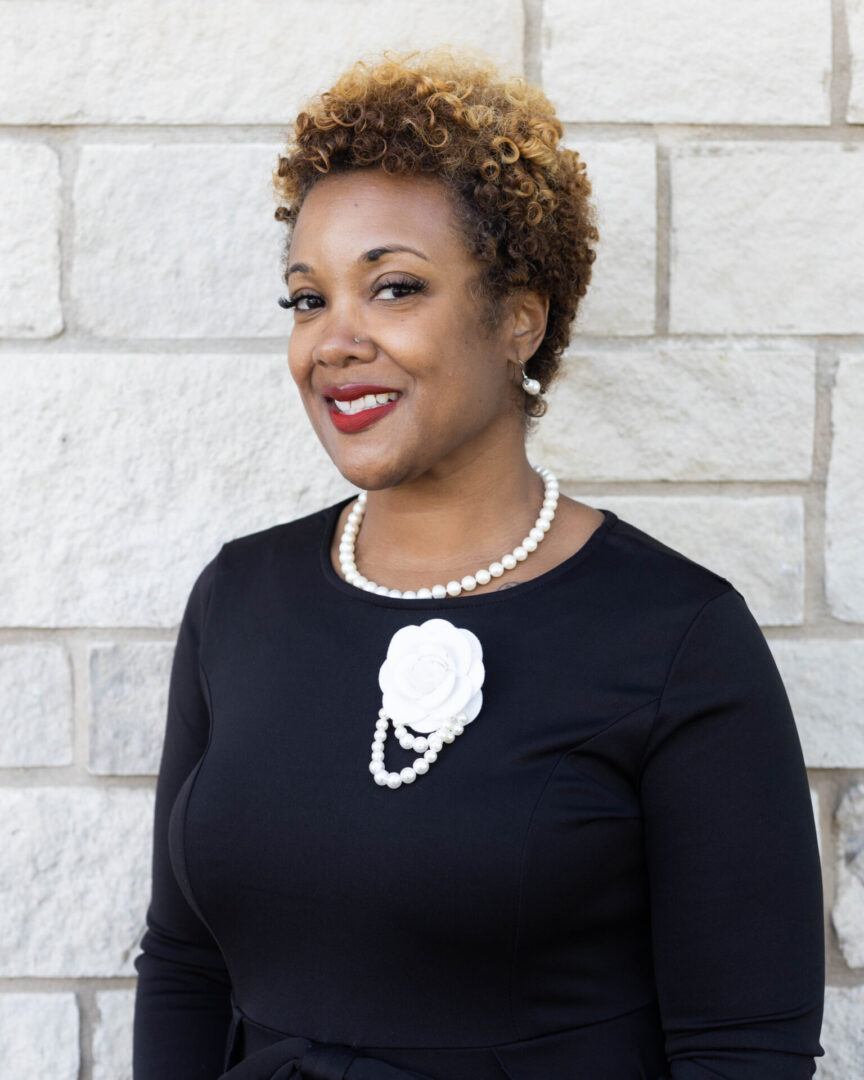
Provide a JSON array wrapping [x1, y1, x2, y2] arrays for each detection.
[[489, 562, 504, 578], [475, 568, 491, 586], [417, 588, 433, 599], [432, 585, 447, 599], [537, 519, 550, 533], [542, 498, 557, 510], [424, 749, 438, 763], [386, 773, 402, 789], [513, 546, 527, 561], [413, 737, 428, 752], [461, 575, 477, 591], [523, 537, 537, 552], [400, 767, 416, 783], [387, 589, 403, 599], [413, 758, 430, 774], [455, 713, 467, 723], [374, 772, 389, 786], [441, 730, 455, 744], [363, 581, 378, 592], [375, 585, 389, 595], [378, 708, 388, 718], [529, 527, 543, 543], [501, 553, 517, 571], [402, 590, 417, 600], [539, 507, 554, 522], [369, 760, 384, 774], [446, 580, 462, 597], [399, 734, 414, 750], [429, 735, 443, 751], [452, 723, 464, 736]]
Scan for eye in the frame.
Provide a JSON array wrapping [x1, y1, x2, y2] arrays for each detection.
[[278, 292, 323, 312], [372, 276, 427, 301]]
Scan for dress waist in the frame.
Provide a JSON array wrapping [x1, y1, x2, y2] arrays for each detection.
[[221, 999, 670, 1080]]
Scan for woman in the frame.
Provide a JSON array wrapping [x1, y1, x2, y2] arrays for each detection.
[[133, 51, 824, 1079]]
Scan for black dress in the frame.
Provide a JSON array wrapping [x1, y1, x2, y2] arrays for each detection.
[[133, 500, 824, 1079]]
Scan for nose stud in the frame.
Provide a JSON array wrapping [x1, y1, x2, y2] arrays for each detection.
[[354, 336, 361, 344]]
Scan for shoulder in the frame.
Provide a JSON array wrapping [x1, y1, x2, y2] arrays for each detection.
[[573, 508, 752, 672], [215, 497, 350, 574], [596, 509, 734, 608]]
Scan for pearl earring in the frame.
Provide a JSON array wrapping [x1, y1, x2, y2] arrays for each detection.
[[518, 361, 541, 397]]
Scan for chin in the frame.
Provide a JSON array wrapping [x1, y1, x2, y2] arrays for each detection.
[[327, 453, 411, 494]]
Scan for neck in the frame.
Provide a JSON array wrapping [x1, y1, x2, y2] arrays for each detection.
[[354, 442, 544, 581]]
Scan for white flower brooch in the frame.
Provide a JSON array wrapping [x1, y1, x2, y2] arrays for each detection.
[[369, 618, 485, 789]]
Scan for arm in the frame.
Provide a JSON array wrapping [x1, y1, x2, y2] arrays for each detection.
[[641, 588, 824, 1079], [133, 554, 233, 1079]]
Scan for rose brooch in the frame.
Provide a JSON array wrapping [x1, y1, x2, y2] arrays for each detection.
[[369, 618, 485, 789]]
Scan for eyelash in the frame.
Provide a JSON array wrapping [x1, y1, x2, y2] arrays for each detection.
[[279, 276, 428, 312]]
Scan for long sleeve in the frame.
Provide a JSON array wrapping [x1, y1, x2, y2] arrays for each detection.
[[133, 553, 233, 1079], [641, 587, 824, 1078]]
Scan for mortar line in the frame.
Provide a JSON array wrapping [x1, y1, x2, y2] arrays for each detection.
[[655, 143, 671, 334], [4, 121, 864, 142], [831, 0, 853, 125], [522, 0, 543, 84]]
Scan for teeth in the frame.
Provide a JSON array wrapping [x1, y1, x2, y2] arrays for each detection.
[[332, 391, 399, 415]]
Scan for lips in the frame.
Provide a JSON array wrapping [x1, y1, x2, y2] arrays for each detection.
[[320, 383, 402, 434]]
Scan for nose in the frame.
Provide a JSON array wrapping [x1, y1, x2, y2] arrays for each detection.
[[313, 311, 376, 368]]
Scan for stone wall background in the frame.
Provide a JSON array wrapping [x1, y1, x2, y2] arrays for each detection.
[[1, 1, 862, 1075]]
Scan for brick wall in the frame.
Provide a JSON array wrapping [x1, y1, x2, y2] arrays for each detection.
[[1, 2, 862, 1075]]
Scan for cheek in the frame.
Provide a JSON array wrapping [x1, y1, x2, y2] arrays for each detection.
[[286, 336, 310, 387]]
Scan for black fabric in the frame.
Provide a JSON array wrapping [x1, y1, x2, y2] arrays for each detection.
[[133, 500, 824, 1079]]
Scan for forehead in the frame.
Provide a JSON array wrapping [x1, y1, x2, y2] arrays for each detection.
[[290, 170, 465, 260]]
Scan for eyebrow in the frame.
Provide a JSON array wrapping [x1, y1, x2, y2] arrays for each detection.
[[286, 244, 430, 277]]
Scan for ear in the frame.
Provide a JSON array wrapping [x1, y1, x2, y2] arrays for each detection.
[[509, 290, 549, 365]]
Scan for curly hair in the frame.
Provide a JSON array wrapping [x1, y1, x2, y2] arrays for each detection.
[[273, 50, 597, 418]]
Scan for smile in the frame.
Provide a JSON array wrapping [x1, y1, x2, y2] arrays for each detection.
[[332, 391, 400, 415], [321, 384, 403, 434]]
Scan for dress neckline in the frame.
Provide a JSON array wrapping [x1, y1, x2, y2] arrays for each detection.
[[317, 496, 618, 608]]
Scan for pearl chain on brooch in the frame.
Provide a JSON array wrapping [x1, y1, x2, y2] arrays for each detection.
[[338, 465, 559, 599]]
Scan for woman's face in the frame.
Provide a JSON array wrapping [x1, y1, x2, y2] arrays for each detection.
[[285, 169, 525, 492]]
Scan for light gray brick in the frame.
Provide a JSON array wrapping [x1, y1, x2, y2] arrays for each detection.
[[531, 348, 814, 481], [0, 644, 73, 766], [0, 0, 522, 124], [89, 643, 173, 776], [94, 991, 135, 1080], [769, 642, 864, 769], [576, 496, 804, 627], [0, 355, 352, 628], [544, 0, 831, 124], [567, 139, 655, 336], [826, 355, 864, 622], [0, 143, 62, 337], [817, 986, 864, 1077], [72, 144, 284, 338], [670, 144, 864, 333], [0, 788, 153, 976], [0, 993, 79, 1080]]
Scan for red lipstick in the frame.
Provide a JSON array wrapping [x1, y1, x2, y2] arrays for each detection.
[[321, 383, 402, 434]]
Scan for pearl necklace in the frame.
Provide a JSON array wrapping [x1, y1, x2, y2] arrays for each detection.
[[338, 465, 559, 599], [369, 706, 468, 788]]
